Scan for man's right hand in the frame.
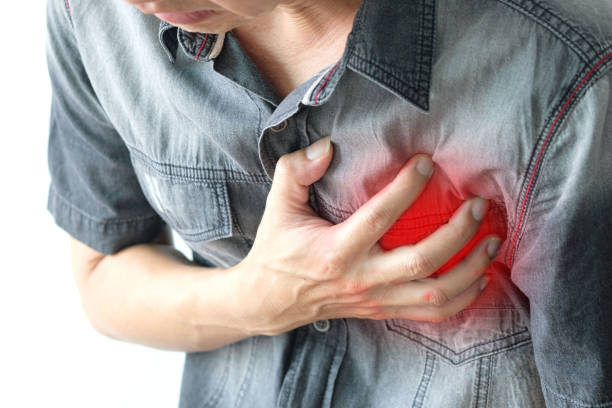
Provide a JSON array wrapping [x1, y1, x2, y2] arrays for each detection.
[[229, 136, 500, 337]]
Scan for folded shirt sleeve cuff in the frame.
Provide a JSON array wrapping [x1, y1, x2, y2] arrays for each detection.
[[542, 382, 612, 408], [47, 184, 166, 255]]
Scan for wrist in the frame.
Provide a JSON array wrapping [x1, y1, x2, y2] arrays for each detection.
[[223, 259, 261, 337], [183, 259, 257, 338]]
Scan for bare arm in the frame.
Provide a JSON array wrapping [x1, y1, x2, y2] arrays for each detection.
[[71, 141, 497, 353], [71, 231, 249, 352]]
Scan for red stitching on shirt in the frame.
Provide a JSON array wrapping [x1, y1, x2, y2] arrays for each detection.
[[506, 52, 612, 268], [314, 63, 339, 105], [195, 33, 210, 61], [65, 0, 71, 15]]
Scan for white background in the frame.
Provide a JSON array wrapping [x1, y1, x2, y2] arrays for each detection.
[[0, 1, 185, 407]]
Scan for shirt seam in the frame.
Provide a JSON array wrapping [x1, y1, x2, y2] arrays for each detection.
[[349, 53, 428, 99], [542, 381, 612, 407], [343, 0, 434, 111], [49, 184, 160, 226], [506, 50, 612, 267], [63, 0, 72, 25], [509, 65, 585, 229], [387, 321, 530, 355], [415, 0, 435, 103], [494, 0, 608, 64], [127, 145, 271, 184]]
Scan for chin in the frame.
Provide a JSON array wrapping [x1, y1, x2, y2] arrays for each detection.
[[176, 14, 250, 34]]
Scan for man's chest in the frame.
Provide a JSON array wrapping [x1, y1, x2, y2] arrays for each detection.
[[98, 62, 525, 269]]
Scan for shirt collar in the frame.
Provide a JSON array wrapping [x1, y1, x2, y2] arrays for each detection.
[[158, 0, 435, 111], [158, 21, 225, 63], [344, 0, 435, 111]]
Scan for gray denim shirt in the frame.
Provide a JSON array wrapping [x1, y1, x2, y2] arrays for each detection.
[[46, 0, 612, 406]]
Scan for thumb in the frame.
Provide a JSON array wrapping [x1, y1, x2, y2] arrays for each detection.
[[268, 136, 334, 211]]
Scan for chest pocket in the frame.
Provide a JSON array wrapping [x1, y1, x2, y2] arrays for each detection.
[[314, 189, 532, 366], [385, 273, 532, 365], [129, 153, 233, 244]]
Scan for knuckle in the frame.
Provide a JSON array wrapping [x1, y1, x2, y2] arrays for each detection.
[[315, 252, 348, 280], [423, 287, 449, 306], [404, 249, 436, 278], [341, 278, 369, 296], [274, 155, 293, 177], [361, 207, 392, 232]]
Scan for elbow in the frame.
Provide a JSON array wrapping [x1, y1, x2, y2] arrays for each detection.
[[74, 262, 118, 340], [69, 237, 117, 339], [81, 301, 118, 340]]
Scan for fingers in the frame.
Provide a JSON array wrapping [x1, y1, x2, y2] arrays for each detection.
[[336, 155, 434, 253], [383, 273, 488, 323], [267, 137, 333, 212], [362, 197, 488, 285], [417, 236, 499, 301], [407, 197, 488, 275], [368, 236, 499, 307]]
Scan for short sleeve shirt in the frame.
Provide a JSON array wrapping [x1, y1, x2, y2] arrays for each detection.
[[46, 0, 612, 406]]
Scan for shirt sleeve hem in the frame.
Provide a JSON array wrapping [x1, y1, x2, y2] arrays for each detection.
[[47, 184, 166, 255], [543, 382, 612, 408]]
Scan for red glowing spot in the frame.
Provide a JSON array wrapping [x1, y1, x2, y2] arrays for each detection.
[[379, 171, 507, 276]]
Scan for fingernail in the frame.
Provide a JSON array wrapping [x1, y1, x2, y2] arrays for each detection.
[[305, 136, 331, 160], [487, 238, 501, 259], [479, 276, 488, 291], [471, 198, 487, 221], [416, 156, 434, 177]]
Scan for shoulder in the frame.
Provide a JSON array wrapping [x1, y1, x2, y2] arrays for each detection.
[[516, 0, 612, 42], [432, 0, 612, 72], [49, 0, 165, 79], [487, 0, 612, 62], [56, 0, 157, 44]]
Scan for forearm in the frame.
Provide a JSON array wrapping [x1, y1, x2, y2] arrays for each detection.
[[73, 240, 250, 352]]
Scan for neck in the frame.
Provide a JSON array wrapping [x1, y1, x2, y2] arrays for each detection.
[[232, 0, 362, 98]]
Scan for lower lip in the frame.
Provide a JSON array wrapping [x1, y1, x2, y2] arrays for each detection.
[[155, 10, 215, 25]]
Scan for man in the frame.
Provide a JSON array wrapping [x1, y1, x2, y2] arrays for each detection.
[[47, 0, 612, 406]]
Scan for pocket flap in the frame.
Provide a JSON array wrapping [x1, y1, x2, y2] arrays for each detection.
[[132, 160, 233, 242]]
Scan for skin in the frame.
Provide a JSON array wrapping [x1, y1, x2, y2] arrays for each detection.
[[124, 0, 330, 34], [125, 0, 363, 97], [70, 0, 500, 352]]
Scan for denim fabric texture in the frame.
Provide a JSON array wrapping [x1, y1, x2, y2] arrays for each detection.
[[46, 0, 612, 406]]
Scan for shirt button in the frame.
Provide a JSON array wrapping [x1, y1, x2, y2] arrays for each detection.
[[270, 120, 288, 133], [312, 319, 330, 333]]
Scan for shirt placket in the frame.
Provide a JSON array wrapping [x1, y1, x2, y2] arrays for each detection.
[[258, 62, 348, 180], [276, 320, 348, 408], [254, 64, 349, 407]]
